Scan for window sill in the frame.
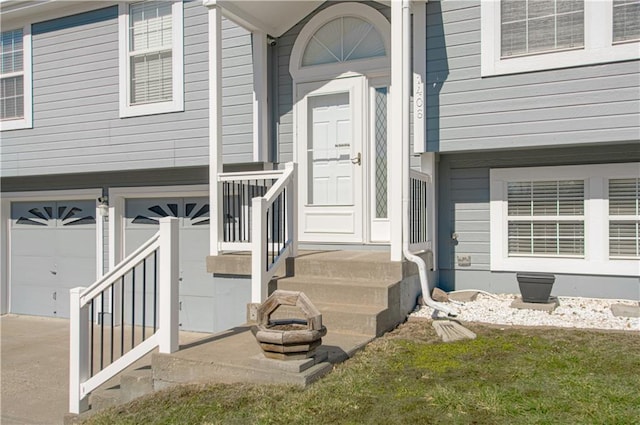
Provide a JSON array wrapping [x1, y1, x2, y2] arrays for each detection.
[[490, 256, 639, 277], [482, 42, 640, 77], [0, 118, 32, 131], [119, 100, 184, 119]]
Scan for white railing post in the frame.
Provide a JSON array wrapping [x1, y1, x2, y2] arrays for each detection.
[[251, 197, 268, 303], [158, 217, 179, 353], [285, 162, 298, 257], [69, 287, 89, 414]]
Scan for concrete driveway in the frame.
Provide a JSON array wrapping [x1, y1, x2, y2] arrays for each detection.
[[1, 314, 210, 424], [1, 315, 71, 425]]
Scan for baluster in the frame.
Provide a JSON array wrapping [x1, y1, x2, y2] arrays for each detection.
[[120, 275, 125, 357], [90, 299, 94, 376], [110, 283, 114, 364], [131, 265, 135, 350], [153, 250, 158, 333], [100, 290, 104, 371], [142, 257, 146, 341]]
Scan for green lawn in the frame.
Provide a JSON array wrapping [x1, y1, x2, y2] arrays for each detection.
[[85, 321, 640, 425]]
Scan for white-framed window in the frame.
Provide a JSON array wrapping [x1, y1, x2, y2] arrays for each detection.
[[490, 163, 640, 276], [118, 0, 183, 118], [608, 177, 640, 258], [481, 0, 640, 76], [613, 0, 640, 43], [0, 25, 32, 131]]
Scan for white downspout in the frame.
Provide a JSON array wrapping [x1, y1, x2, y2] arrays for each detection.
[[399, 0, 457, 317]]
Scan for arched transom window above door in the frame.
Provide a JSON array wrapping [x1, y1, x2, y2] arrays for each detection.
[[290, 2, 391, 81], [302, 16, 386, 67]]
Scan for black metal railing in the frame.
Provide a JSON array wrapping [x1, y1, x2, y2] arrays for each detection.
[[222, 178, 277, 243], [265, 187, 287, 270], [89, 249, 159, 377], [409, 173, 429, 246]]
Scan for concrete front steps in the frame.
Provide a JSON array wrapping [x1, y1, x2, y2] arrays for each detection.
[[67, 250, 421, 423], [272, 250, 421, 338]]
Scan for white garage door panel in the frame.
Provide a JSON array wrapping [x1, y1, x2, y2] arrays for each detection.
[[124, 197, 247, 333], [10, 200, 96, 318]]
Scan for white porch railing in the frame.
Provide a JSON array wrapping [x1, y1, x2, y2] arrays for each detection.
[[216, 162, 297, 303], [69, 217, 179, 414], [409, 170, 432, 253]]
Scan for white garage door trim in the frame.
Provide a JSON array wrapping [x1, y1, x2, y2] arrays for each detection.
[[1, 189, 103, 315], [108, 185, 208, 270]]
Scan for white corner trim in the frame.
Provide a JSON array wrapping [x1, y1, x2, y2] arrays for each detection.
[[289, 2, 391, 82], [481, 0, 640, 77], [252, 31, 269, 162], [0, 24, 32, 132], [489, 163, 640, 277], [118, 1, 184, 118]]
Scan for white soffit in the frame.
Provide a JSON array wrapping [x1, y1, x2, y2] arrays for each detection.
[[216, 0, 324, 37]]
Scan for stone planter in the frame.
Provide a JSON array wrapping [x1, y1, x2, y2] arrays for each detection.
[[517, 272, 555, 303], [252, 290, 327, 360]]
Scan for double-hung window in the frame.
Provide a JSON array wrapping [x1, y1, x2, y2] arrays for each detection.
[[491, 163, 640, 276], [482, 0, 640, 75], [609, 178, 640, 258], [119, 1, 183, 117], [507, 180, 585, 257], [1, 26, 32, 130]]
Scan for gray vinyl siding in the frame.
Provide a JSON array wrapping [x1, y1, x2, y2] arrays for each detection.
[[426, 0, 640, 153], [437, 143, 640, 299], [1, 1, 254, 178], [275, 1, 391, 163]]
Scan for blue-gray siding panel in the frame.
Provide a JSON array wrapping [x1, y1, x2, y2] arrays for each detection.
[[1, 1, 254, 177], [426, 0, 640, 153], [437, 144, 640, 299]]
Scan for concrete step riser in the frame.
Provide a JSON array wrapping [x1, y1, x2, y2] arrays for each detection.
[[276, 280, 390, 307], [120, 370, 154, 404], [152, 354, 333, 388], [292, 260, 403, 282], [89, 388, 120, 412]]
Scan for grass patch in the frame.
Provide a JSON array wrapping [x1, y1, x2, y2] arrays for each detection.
[[85, 322, 640, 425]]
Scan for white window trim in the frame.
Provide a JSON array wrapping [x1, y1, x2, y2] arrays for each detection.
[[118, 1, 184, 118], [0, 24, 32, 131], [490, 163, 640, 276], [289, 2, 391, 83], [481, 0, 640, 76]]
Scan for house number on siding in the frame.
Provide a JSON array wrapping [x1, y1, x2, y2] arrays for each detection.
[[414, 75, 424, 120]]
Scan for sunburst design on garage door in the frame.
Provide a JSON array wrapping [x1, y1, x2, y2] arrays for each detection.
[[131, 201, 209, 226], [15, 203, 95, 226], [185, 201, 209, 226]]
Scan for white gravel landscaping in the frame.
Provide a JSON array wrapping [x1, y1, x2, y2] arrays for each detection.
[[411, 293, 640, 331]]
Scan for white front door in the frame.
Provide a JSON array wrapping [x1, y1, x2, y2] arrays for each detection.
[[298, 77, 364, 243]]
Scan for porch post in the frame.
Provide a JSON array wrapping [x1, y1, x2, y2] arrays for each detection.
[[390, 0, 410, 261], [205, 1, 223, 256], [252, 31, 269, 163]]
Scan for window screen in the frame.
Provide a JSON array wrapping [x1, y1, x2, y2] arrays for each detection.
[[129, 1, 173, 105], [609, 178, 640, 257], [1, 29, 24, 120], [507, 180, 585, 256], [501, 0, 584, 58], [613, 0, 640, 43]]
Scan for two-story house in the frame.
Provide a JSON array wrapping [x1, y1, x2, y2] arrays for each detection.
[[2, 0, 639, 339]]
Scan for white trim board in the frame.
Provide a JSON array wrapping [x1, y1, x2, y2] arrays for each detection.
[[489, 163, 640, 277]]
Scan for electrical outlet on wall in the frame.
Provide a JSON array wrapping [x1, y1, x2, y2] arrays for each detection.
[[457, 255, 471, 267]]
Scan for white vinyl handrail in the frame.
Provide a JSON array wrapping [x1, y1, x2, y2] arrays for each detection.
[[251, 162, 297, 303], [69, 217, 180, 414]]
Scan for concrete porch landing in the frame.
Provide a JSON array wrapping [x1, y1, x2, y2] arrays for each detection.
[[152, 325, 373, 389]]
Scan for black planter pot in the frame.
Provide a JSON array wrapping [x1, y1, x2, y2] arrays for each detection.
[[516, 272, 555, 303]]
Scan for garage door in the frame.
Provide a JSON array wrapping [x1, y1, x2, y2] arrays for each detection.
[[10, 200, 97, 318], [125, 197, 249, 333]]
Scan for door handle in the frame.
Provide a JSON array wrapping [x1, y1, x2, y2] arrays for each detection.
[[351, 152, 361, 165]]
